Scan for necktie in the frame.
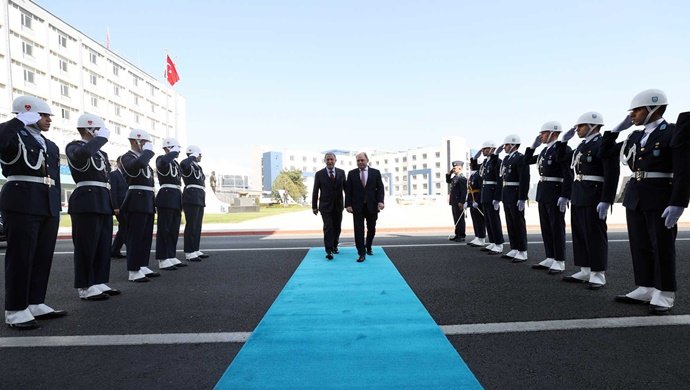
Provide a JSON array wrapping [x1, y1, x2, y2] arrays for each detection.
[[329, 170, 335, 181], [360, 169, 366, 187]]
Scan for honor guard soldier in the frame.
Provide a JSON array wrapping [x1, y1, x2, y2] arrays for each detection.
[[445, 160, 467, 242], [524, 122, 573, 274], [155, 138, 186, 270], [559, 112, 620, 290], [497, 135, 530, 262], [109, 156, 127, 259], [1, 96, 66, 329], [466, 157, 486, 247], [120, 129, 159, 282], [181, 145, 209, 262], [601, 89, 689, 314], [66, 113, 120, 300], [470, 141, 505, 254]]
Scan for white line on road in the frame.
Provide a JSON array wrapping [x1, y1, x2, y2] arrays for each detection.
[[2, 315, 688, 348]]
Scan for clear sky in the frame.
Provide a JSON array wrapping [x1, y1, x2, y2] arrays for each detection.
[[36, 0, 690, 171]]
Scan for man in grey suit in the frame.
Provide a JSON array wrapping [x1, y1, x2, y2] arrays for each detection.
[[345, 152, 385, 262], [312, 152, 346, 260]]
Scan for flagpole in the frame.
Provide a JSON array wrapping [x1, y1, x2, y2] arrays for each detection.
[[164, 49, 171, 138]]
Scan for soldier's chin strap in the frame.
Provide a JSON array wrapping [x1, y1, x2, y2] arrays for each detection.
[[642, 105, 660, 126]]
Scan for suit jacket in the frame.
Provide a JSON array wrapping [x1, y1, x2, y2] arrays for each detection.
[[525, 142, 573, 203], [65, 137, 113, 215], [108, 169, 127, 210], [312, 167, 345, 213], [345, 167, 385, 214]]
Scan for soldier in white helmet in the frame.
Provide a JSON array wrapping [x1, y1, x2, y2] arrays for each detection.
[[524, 121, 573, 274], [119, 129, 159, 282], [496, 134, 530, 262], [470, 141, 505, 254], [1, 96, 66, 329], [465, 150, 486, 247], [181, 145, 209, 262], [600, 89, 689, 314], [155, 138, 186, 270], [66, 113, 120, 301]]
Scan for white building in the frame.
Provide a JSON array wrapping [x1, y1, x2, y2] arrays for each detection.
[[0, 0, 187, 179]]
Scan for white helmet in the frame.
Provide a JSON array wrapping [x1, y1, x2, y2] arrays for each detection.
[[540, 121, 562, 133], [575, 112, 604, 126], [186, 145, 202, 155], [162, 137, 180, 149], [128, 129, 152, 142], [629, 89, 668, 110], [77, 113, 105, 129], [481, 140, 497, 148], [504, 134, 521, 145], [12, 95, 53, 115]]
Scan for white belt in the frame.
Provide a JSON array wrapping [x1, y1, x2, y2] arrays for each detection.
[[503, 181, 520, 186], [160, 184, 182, 191], [539, 176, 564, 183], [186, 184, 205, 191], [482, 181, 497, 185], [633, 171, 673, 181], [574, 174, 605, 182], [76, 181, 110, 189], [128, 185, 155, 192], [6, 175, 55, 187]]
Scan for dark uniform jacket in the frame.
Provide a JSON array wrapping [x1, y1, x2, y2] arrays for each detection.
[[312, 167, 345, 213], [155, 151, 182, 210], [120, 149, 155, 214], [471, 155, 502, 204], [65, 137, 113, 214], [0, 118, 61, 216], [446, 174, 467, 206], [525, 142, 573, 203], [498, 151, 530, 203], [467, 171, 482, 205], [180, 156, 206, 207], [108, 169, 127, 210]]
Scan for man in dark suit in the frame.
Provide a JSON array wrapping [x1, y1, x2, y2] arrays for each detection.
[[445, 160, 467, 242], [109, 156, 127, 259], [312, 152, 346, 260], [345, 152, 385, 262]]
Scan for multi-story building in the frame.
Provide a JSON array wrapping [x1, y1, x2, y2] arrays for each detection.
[[0, 0, 187, 203]]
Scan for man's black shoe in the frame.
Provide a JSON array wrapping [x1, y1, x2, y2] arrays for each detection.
[[111, 253, 126, 259], [366, 249, 373, 256], [326, 253, 333, 260], [357, 255, 365, 262]]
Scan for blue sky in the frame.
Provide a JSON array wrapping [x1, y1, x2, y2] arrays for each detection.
[[36, 0, 690, 171]]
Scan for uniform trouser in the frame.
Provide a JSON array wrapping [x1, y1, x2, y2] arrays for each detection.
[[538, 200, 566, 260], [353, 207, 378, 256], [71, 213, 113, 288], [482, 202, 504, 244], [626, 208, 677, 291], [156, 207, 182, 260], [112, 212, 127, 255], [451, 204, 466, 238], [321, 210, 343, 252], [571, 205, 608, 272], [124, 212, 154, 271], [4, 212, 59, 311], [504, 201, 527, 251], [469, 205, 486, 238], [183, 204, 204, 253]]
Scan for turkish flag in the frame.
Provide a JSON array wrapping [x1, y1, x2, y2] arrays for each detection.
[[166, 55, 180, 86]]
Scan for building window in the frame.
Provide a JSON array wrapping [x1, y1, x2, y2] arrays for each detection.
[[21, 13, 32, 29], [435, 162, 440, 168], [423, 163, 427, 169], [114, 85, 120, 96], [89, 73, 97, 85], [58, 34, 67, 48], [114, 106, 121, 116], [435, 173, 441, 178], [90, 96, 98, 107], [150, 102, 155, 112], [422, 153, 427, 159], [402, 157, 407, 162], [435, 152, 440, 158], [59, 59, 68, 72], [423, 183, 428, 189], [150, 84, 155, 96], [23, 69, 35, 84], [412, 155, 417, 161], [89, 51, 97, 64], [22, 42, 33, 57], [134, 114, 140, 124], [60, 84, 70, 97], [113, 64, 119, 76], [133, 76, 139, 86], [289, 156, 294, 161], [436, 183, 441, 189], [61, 108, 70, 120]]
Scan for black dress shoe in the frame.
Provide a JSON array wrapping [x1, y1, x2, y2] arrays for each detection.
[[187, 257, 201, 262], [326, 253, 333, 260], [145, 272, 161, 278], [175, 262, 188, 267], [614, 295, 647, 304], [547, 269, 563, 275], [454, 237, 466, 242], [532, 264, 550, 270], [102, 289, 121, 296], [588, 283, 604, 290], [357, 255, 365, 262], [332, 248, 339, 254], [562, 276, 587, 283], [130, 276, 150, 283], [649, 304, 671, 315], [366, 250, 373, 256], [81, 293, 109, 301], [111, 253, 126, 259], [34, 310, 68, 319], [198, 253, 210, 259], [480, 247, 491, 252], [160, 265, 177, 271], [501, 254, 513, 259], [7, 319, 40, 330]]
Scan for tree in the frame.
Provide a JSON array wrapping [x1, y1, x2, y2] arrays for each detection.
[[271, 169, 307, 204]]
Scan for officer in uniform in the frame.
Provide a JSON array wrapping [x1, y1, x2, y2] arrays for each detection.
[[445, 160, 467, 242], [470, 141, 504, 254], [66, 113, 120, 300], [109, 156, 127, 259], [524, 122, 573, 274], [601, 89, 689, 314], [181, 145, 209, 262], [120, 129, 159, 282], [558, 112, 620, 290], [466, 159, 486, 247], [155, 138, 186, 270], [1, 96, 66, 329], [497, 135, 530, 262]]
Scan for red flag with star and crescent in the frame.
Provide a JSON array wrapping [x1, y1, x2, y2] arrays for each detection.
[[166, 55, 180, 86]]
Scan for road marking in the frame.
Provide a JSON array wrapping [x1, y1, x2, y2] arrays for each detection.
[[3, 315, 688, 348]]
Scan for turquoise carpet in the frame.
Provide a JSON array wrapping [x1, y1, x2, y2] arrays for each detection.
[[215, 247, 482, 389]]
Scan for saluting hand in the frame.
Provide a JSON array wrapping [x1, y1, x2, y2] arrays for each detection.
[[561, 127, 576, 142], [16, 111, 40, 126]]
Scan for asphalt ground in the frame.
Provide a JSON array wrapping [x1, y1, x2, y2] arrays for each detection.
[[1, 231, 689, 389]]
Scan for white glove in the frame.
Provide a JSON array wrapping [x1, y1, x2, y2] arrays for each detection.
[[463, 202, 468, 208], [492, 200, 500, 211], [530, 135, 541, 149], [517, 200, 526, 211], [561, 127, 576, 142], [472, 202, 479, 209], [142, 142, 154, 152], [169, 145, 181, 153], [94, 127, 110, 139], [661, 206, 684, 229], [557, 197, 569, 213], [16, 111, 41, 126], [596, 202, 610, 220], [494, 145, 504, 155], [473, 150, 482, 160], [611, 116, 634, 133]]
